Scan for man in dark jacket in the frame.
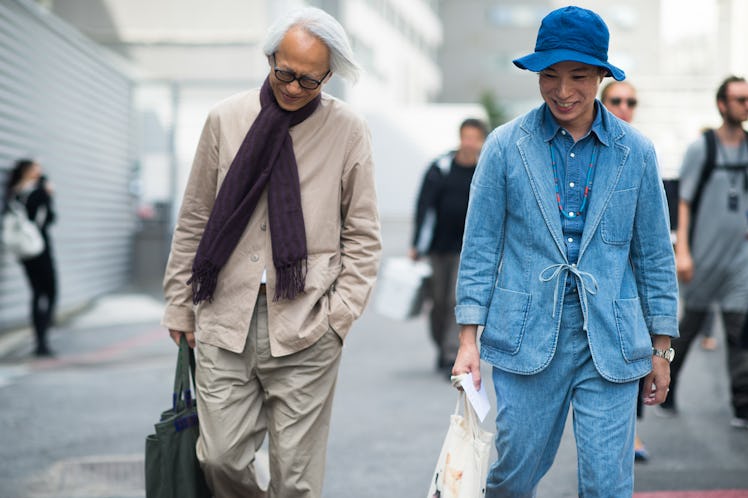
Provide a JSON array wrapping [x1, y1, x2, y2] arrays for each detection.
[[410, 118, 487, 377]]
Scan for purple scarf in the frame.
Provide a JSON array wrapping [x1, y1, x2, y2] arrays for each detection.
[[189, 77, 321, 304]]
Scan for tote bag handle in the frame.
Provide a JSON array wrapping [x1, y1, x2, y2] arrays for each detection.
[[172, 336, 197, 412]]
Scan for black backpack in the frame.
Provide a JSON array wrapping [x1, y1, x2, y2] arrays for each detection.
[[665, 129, 748, 244]]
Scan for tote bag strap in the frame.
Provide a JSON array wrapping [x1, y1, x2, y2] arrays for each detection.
[[172, 336, 197, 411], [452, 391, 484, 440]]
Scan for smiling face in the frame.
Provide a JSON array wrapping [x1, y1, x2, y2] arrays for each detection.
[[539, 61, 605, 139], [268, 27, 331, 112]]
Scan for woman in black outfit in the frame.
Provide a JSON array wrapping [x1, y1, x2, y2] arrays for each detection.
[[3, 159, 57, 356]]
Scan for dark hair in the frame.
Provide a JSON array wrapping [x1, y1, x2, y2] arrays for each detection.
[[716, 75, 746, 103], [460, 118, 489, 138], [3, 158, 35, 208]]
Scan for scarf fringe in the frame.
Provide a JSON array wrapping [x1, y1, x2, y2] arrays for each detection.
[[188, 259, 220, 305], [274, 258, 307, 301]]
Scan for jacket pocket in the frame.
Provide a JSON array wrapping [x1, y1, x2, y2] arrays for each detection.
[[484, 287, 532, 355], [601, 188, 638, 245], [613, 297, 652, 362]]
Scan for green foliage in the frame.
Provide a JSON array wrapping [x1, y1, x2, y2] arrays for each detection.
[[480, 91, 508, 130]]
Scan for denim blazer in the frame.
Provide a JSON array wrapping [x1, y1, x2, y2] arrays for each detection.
[[455, 104, 678, 383]]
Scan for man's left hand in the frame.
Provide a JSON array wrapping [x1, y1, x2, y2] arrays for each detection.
[[642, 356, 671, 406]]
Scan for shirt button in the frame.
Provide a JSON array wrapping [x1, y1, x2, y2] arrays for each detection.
[[569, 211, 575, 217], [567, 237, 573, 243], [570, 152, 576, 158], [260, 223, 267, 231], [250, 254, 259, 262], [569, 182, 575, 188], [561, 130, 567, 135]]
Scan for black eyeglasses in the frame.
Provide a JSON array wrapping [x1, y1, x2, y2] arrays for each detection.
[[272, 54, 330, 90], [608, 97, 638, 108]]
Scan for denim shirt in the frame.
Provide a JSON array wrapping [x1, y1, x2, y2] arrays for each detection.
[[542, 103, 607, 264], [455, 103, 678, 383]]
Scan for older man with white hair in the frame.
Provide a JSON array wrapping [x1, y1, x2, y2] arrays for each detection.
[[161, 7, 381, 497]]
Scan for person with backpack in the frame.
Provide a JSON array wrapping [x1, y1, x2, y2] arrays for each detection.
[[662, 76, 748, 429], [2, 159, 57, 357]]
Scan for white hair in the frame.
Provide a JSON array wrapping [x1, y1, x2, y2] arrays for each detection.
[[262, 7, 360, 84]]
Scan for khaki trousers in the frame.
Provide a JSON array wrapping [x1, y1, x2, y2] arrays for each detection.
[[195, 292, 343, 498]]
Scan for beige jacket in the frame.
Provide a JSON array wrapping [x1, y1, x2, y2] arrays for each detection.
[[162, 89, 381, 356]]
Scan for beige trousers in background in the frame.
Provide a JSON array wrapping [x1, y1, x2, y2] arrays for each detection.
[[195, 291, 343, 498]]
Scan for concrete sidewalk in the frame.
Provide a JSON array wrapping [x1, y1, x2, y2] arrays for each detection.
[[0, 293, 165, 359], [1, 219, 747, 496]]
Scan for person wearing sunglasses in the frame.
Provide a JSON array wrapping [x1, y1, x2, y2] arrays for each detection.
[[664, 75, 748, 431], [162, 7, 381, 497], [601, 80, 656, 463], [600, 81, 638, 124]]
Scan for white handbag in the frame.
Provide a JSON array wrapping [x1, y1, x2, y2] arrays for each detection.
[[427, 390, 494, 498], [374, 257, 432, 320], [2, 200, 44, 259]]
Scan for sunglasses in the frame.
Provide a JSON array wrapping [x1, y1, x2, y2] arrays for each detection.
[[608, 97, 638, 108]]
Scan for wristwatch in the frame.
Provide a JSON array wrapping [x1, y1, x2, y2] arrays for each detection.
[[652, 347, 675, 363]]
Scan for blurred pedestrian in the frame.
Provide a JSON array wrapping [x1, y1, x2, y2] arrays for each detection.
[[601, 80, 650, 461], [3, 159, 57, 357], [410, 118, 488, 378], [664, 75, 748, 429], [601, 80, 637, 124], [161, 7, 381, 497], [452, 6, 678, 496]]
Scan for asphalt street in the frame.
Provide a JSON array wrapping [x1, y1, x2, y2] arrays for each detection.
[[0, 219, 746, 498]]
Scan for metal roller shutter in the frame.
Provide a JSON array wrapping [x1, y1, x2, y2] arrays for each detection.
[[0, 0, 136, 330]]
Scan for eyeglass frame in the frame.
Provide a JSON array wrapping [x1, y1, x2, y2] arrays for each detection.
[[271, 53, 330, 90], [607, 97, 638, 108]]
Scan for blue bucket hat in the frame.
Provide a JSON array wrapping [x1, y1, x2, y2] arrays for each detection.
[[513, 6, 625, 81]]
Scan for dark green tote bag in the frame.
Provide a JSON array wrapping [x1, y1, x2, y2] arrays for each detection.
[[145, 336, 211, 498]]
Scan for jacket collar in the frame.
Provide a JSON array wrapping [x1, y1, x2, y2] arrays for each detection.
[[540, 101, 611, 146], [517, 103, 629, 263]]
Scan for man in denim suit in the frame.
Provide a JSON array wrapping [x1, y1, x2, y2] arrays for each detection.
[[452, 6, 678, 497]]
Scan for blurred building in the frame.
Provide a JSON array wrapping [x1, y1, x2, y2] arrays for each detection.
[[42, 0, 461, 221], [437, 0, 748, 178], [0, 0, 137, 330], [438, 1, 661, 113]]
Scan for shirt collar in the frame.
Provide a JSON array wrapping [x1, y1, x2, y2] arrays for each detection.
[[541, 101, 610, 146]]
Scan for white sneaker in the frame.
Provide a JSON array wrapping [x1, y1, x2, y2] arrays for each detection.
[[730, 417, 748, 429]]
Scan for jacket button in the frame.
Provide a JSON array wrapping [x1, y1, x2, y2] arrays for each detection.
[[260, 223, 267, 231], [250, 254, 259, 262]]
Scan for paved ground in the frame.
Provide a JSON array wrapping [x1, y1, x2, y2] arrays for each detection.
[[0, 219, 747, 497]]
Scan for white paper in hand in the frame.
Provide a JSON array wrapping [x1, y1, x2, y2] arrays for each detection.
[[455, 372, 491, 422]]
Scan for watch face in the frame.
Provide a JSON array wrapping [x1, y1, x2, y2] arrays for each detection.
[[653, 348, 675, 362]]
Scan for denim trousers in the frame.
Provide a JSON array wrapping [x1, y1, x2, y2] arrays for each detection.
[[486, 292, 638, 498]]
